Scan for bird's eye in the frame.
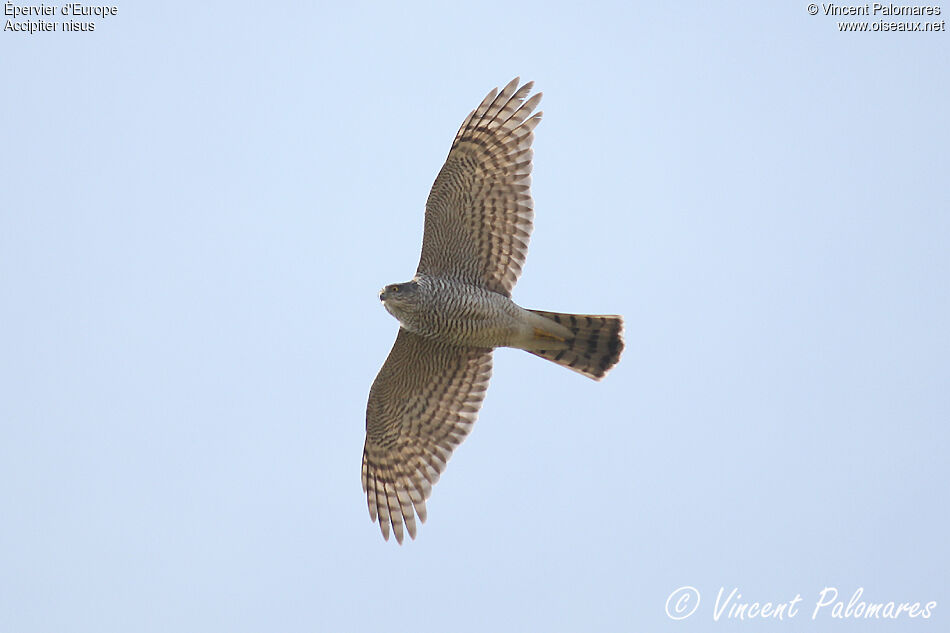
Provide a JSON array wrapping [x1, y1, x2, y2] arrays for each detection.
[[390, 285, 400, 294]]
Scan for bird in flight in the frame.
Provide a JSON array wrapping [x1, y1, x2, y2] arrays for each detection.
[[362, 78, 624, 543]]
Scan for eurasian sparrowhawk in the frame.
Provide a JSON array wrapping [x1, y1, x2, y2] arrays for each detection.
[[362, 79, 624, 543]]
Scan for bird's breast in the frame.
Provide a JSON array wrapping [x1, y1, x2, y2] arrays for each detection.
[[391, 280, 525, 349]]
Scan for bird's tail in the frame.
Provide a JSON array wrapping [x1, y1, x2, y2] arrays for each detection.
[[526, 310, 624, 380]]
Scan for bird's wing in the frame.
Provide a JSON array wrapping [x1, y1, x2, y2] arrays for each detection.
[[362, 328, 493, 543], [417, 78, 541, 297]]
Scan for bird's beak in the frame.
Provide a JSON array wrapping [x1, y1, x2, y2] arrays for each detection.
[[378, 289, 388, 302]]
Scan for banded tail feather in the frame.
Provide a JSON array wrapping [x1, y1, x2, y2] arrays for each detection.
[[527, 310, 624, 380]]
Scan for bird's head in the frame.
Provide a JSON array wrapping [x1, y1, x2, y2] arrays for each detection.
[[379, 280, 421, 320]]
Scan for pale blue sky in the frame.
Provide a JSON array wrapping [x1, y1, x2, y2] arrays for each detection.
[[2, 2, 947, 632]]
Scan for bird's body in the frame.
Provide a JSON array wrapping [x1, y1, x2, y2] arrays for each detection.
[[381, 275, 571, 351], [363, 79, 624, 543]]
